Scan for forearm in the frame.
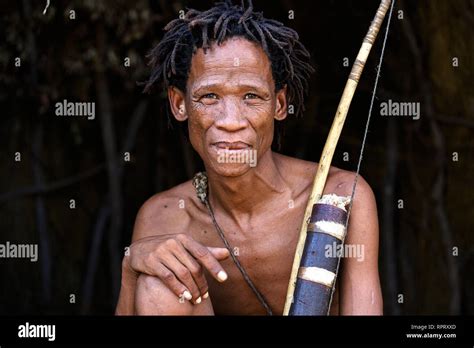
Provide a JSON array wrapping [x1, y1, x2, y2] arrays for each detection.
[[340, 277, 383, 315], [115, 258, 138, 315]]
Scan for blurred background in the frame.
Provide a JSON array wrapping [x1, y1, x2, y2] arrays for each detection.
[[0, 0, 473, 315]]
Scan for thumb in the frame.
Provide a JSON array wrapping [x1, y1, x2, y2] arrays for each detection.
[[207, 247, 230, 260]]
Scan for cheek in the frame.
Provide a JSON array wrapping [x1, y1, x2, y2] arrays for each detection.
[[259, 119, 275, 150], [186, 103, 215, 152], [247, 104, 275, 147]]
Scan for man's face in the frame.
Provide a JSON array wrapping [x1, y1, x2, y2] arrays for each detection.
[[169, 37, 287, 177]]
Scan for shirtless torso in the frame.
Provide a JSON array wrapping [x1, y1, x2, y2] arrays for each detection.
[[116, 153, 382, 315], [116, 28, 382, 316]]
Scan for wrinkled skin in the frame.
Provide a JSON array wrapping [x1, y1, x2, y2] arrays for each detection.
[[116, 37, 382, 315]]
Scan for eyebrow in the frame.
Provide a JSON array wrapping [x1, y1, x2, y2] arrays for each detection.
[[192, 82, 269, 95]]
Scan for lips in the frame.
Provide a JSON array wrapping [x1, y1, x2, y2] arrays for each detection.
[[212, 141, 251, 150]]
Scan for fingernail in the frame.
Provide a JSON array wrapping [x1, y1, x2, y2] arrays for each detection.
[[203, 292, 209, 299], [183, 290, 192, 300], [217, 270, 228, 282], [195, 297, 202, 304]]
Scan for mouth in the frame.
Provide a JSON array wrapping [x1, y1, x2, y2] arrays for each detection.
[[211, 141, 252, 150]]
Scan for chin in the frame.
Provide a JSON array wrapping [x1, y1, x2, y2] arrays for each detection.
[[202, 144, 259, 177], [207, 161, 254, 177]]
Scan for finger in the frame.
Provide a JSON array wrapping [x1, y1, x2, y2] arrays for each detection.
[[177, 235, 228, 282], [161, 254, 202, 304], [174, 243, 209, 299], [207, 247, 230, 260], [155, 263, 192, 302]]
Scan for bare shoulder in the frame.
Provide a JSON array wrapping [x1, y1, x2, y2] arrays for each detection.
[[132, 180, 199, 242], [273, 152, 376, 207], [327, 166, 379, 253], [326, 166, 376, 207]]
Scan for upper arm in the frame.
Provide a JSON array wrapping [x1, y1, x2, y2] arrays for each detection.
[[337, 173, 383, 315], [116, 190, 191, 315], [131, 191, 192, 242]]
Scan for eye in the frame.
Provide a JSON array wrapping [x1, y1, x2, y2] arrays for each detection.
[[244, 93, 259, 100], [202, 93, 218, 100]]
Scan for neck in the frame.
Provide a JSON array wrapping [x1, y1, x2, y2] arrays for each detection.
[[205, 150, 288, 224]]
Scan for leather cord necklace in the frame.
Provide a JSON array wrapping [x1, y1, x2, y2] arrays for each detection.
[[192, 172, 273, 315]]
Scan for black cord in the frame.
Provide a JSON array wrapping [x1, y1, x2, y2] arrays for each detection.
[[193, 172, 273, 315]]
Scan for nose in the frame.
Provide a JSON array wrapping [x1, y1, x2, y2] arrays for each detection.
[[214, 98, 248, 132]]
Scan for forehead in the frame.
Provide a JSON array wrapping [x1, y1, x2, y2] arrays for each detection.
[[187, 37, 273, 88]]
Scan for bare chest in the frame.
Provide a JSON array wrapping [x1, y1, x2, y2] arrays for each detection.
[[189, 205, 303, 315]]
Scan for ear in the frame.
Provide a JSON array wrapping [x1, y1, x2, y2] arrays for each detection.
[[168, 86, 188, 121], [274, 85, 288, 121]]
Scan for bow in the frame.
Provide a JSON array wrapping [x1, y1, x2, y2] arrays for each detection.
[[283, 0, 396, 315]]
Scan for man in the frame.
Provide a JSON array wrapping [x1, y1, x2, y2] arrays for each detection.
[[116, 0, 382, 315]]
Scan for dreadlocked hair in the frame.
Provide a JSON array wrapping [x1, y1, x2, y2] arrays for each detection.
[[142, 0, 315, 119]]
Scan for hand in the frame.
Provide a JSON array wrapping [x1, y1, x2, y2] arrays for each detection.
[[124, 234, 230, 304]]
